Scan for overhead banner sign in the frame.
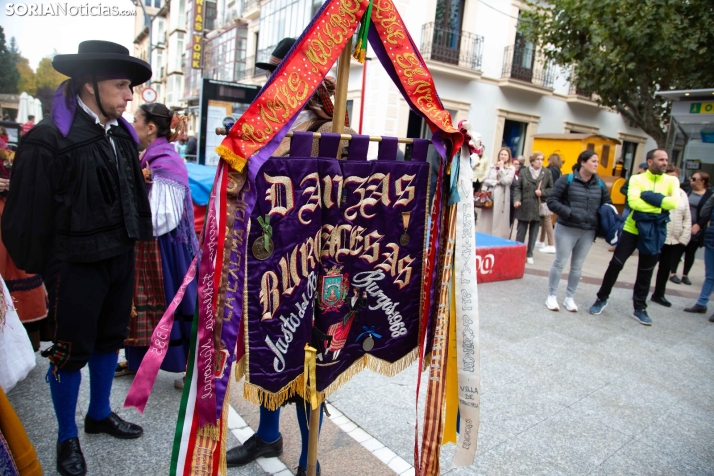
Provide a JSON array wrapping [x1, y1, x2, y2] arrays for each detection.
[[191, 0, 204, 69]]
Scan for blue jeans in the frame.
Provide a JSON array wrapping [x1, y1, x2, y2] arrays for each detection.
[[696, 247, 714, 307], [548, 224, 596, 298]]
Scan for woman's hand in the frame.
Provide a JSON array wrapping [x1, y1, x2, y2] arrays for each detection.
[[514, 201, 521, 208], [0, 178, 9, 192], [692, 224, 701, 235], [535, 189, 542, 197], [142, 167, 153, 184]]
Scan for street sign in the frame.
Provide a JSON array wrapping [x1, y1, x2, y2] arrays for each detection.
[[142, 87, 157, 103], [689, 102, 714, 114]]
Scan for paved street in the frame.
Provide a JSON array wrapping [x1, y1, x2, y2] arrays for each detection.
[[8, 240, 714, 475]]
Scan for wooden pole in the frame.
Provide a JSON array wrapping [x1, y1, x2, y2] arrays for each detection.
[[306, 38, 353, 476]]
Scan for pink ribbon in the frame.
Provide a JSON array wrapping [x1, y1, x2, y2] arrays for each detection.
[[125, 163, 224, 417], [123, 255, 198, 412]]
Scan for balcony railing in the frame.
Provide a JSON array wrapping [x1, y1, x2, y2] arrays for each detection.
[[420, 22, 483, 71], [242, 0, 259, 13], [501, 45, 555, 89], [235, 55, 270, 80]]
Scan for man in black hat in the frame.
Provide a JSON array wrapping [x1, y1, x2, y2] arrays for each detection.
[[2, 40, 154, 476]]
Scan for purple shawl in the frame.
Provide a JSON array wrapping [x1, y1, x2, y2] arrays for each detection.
[[51, 80, 139, 142], [141, 137, 189, 187]]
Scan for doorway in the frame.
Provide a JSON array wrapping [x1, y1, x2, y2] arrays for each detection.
[[502, 119, 528, 158]]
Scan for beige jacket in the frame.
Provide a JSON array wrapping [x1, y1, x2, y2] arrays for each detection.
[[665, 189, 691, 246]]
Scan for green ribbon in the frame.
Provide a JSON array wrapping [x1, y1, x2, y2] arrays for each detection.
[[257, 215, 273, 252]]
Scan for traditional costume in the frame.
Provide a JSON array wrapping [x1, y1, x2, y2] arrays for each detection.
[[0, 143, 49, 351], [0, 274, 42, 476], [124, 121, 198, 374], [1, 40, 152, 476]]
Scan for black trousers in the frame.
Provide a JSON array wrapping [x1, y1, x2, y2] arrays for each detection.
[[42, 249, 135, 372], [597, 231, 660, 311], [516, 220, 541, 258], [677, 239, 699, 276], [654, 243, 686, 297]]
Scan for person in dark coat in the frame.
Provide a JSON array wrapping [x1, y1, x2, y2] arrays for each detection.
[[537, 153, 563, 253], [672, 171, 712, 285], [514, 151, 553, 263], [1, 41, 153, 476], [545, 150, 611, 312]]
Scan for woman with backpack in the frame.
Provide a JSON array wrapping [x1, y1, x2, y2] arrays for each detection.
[[544, 150, 612, 311]]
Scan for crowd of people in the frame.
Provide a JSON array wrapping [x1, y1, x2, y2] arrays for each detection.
[[473, 145, 712, 326]]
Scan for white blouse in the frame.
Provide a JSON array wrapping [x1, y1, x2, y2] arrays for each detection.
[[148, 176, 186, 237]]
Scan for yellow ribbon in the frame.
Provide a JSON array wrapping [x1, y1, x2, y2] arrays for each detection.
[[303, 344, 318, 410]]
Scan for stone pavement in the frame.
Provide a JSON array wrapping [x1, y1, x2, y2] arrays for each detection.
[[7, 241, 714, 475]]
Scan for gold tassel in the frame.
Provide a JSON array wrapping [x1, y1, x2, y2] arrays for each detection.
[[218, 384, 231, 475], [234, 355, 246, 382], [215, 145, 248, 172], [304, 344, 318, 410]]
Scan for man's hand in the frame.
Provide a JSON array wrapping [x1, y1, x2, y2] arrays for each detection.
[[692, 224, 701, 235], [514, 201, 521, 208]]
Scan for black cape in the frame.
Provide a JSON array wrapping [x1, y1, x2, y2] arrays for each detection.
[[2, 107, 153, 274]]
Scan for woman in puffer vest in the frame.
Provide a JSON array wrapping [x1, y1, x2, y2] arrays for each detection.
[[650, 165, 691, 307]]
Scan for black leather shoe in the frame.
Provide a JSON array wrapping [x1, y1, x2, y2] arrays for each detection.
[[296, 465, 321, 476], [684, 304, 707, 314], [226, 433, 283, 467], [650, 295, 672, 307], [84, 412, 143, 439], [669, 275, 681, 284], [682, 276, 692, 285], [57, 437, 87, 476]]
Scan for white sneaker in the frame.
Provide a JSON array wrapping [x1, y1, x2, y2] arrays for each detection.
[[563, 297, 578, 312], [539, 246, 556, 254], [545, 295, 559, 311], [526, 257, 534, 264], [535, 241, 545, 248]]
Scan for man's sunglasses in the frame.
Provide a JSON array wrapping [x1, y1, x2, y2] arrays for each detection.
[[691, 177, 700, 182]]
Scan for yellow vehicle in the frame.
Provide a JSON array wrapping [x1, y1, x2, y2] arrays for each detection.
[[532, 133, 627, 211]]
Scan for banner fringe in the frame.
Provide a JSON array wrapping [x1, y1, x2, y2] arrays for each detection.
[[239, 348, 419, 410], [317, 347, 419, 400], [197, 423, 220, 441], [216, 145, 248, 173], [243, 374, 306, 411], [234, 355, 246, 382], [218, 384, 230, 475]]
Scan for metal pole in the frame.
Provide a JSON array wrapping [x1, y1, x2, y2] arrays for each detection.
[[134, 0, 153, 87], [305, 41, 353, 476], [358, 56, 370, 134]]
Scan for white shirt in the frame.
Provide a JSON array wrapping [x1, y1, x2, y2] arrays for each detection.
[[77, 95, 119, 159]]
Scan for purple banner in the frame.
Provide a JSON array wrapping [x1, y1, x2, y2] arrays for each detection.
[[244, 146, 430, 400]]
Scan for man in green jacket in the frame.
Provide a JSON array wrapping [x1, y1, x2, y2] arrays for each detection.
[[589, 149, 680, 325]]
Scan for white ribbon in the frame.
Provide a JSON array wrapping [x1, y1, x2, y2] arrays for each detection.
[[451, 142, 481, 467]]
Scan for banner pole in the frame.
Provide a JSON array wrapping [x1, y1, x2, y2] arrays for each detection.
[[306, 38, 353, 476]]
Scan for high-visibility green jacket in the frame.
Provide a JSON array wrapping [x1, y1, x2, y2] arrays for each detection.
[[624, 170, 680, 235]]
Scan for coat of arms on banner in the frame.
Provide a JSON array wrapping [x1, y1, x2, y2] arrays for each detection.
[[319, 265, 349, 312]]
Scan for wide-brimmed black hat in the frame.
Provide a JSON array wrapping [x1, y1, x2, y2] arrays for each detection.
[[256, 38, 296, 71], [53, 40, 152, 87]]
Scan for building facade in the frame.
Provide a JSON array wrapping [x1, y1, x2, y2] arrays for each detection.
[[133, 0, 657, 170]]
